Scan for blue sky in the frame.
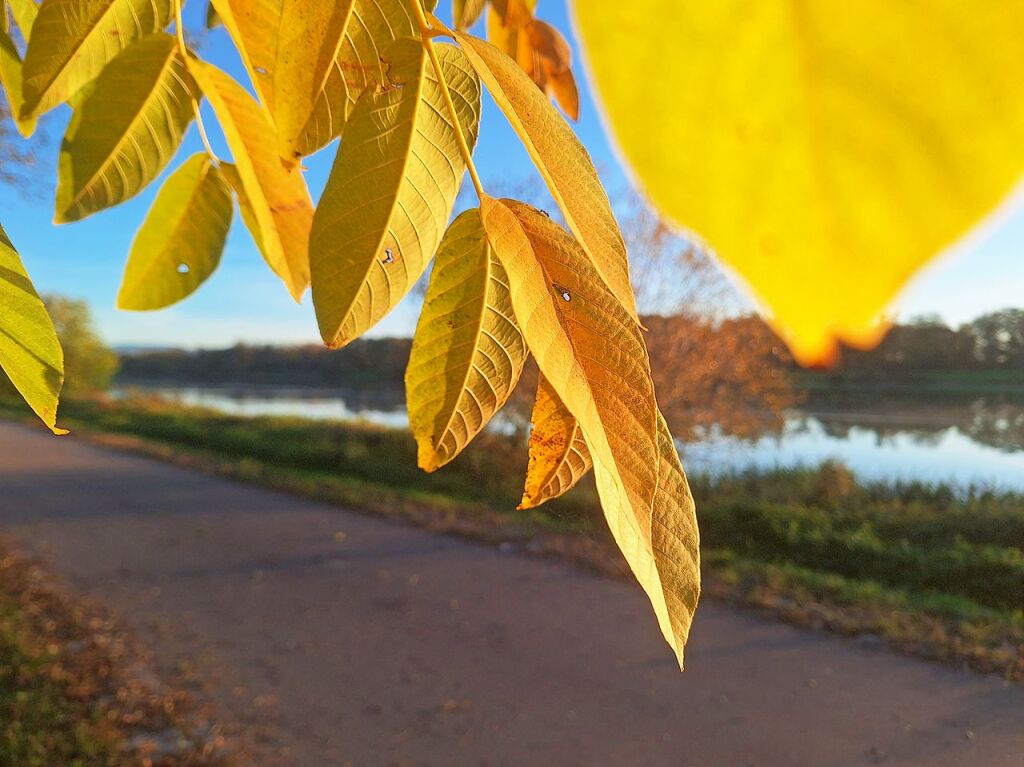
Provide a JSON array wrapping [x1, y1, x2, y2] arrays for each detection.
[[3, 0, 1024, 348]]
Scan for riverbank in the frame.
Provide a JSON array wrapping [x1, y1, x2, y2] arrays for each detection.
[[795, 368, 1024, 403], [4, 395, 1023, 681]]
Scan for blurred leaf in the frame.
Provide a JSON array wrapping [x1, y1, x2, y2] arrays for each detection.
[[546, 66, 578, 121], [21, 0, 172, 121], [7, 0, 38, 39], [209, 0, 355, 163], [310, 39, 480, 348], [406, 209, 526, 472], [294, 0, 436, 159], [484, 2, 576, 119], [0, 224, 65, 434], [117, 154, 232, 310], [188, 58, 312, 301], [455, 32, 636, 321], [489, 0, 533, 27], [520, 374, 592, 509], [574, 1, 1024, 364], [453, 0, 485, 30], [0, 28, 36, 136], [56, 35, 194, 223], [205, 0, 219, 28], [524, 19, 577, 120], [481, 196, 697, 665]]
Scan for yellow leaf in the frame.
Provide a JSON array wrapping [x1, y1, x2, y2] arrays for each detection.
[[455, 32, 637, 322], [294, 0, 437, 158], [406, 208, 526, 472], [0, 28, 36, 136], [56, 35, 194, 223], [310, 39, 481, 348], [0, 0, 38, 136], [21, 0, 172, 121], [547, 66, 578, 122], [7, 0, 38, 40], [188, 58, 312, 301], [481, 196, 696, 664], [117, 154, 232, 310], [523, 19, 578, 120], [573, 2, 1024, 365], [209, 0, 355, 163], [219, 163, 265, 253], [519, 374, 592, 509], [484, 3, 518, 60], [489, 0, 533, 27], [649, 411, 701, 666], [0, 224, 66, 434], [452, 0, 485, 30]]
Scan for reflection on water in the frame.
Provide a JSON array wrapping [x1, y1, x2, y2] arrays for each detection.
[[680, 415, 1024, 490], [115, 385, 1024, 491], [113, 385, 409, 429]]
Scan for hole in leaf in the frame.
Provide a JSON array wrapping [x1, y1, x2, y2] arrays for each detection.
[[254, 66, 268, 75], [554, 284, 571, 302], [177, 263, 190, 274], [382, 248, 395, 264]]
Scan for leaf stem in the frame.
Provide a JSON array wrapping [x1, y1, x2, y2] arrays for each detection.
[[173, 0, 220, 163], [409, 1, 485, 200]]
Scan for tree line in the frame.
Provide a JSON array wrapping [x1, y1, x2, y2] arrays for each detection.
[[822, 309, 1024, 377]]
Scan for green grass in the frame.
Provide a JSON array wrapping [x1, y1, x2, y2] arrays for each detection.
[[5, 394, 1024, 678]]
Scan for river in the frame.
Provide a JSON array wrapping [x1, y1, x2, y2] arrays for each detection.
[[112, 384, 1024, 491]]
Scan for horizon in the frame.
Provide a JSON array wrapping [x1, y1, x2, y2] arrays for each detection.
[[3, 0, 1024, 350], [107, 304, 1024, 353]]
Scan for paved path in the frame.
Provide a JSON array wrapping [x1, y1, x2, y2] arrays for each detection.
[[1, 421, 1023, 766]]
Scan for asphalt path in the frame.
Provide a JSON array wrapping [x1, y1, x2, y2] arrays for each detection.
[[2, 421, 1022, 766]]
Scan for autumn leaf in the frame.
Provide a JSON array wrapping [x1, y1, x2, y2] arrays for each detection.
[[522, 19, 577, 120], [649, 411, 701, 664], [452, 0, 485, 30], [117, 154, 233, 310], [0, 0, 38, 136], [56, 35, 195, 223], [310, 38, 480, 348], [6, 0, 38, 38], [574, 1, 1024, 364], [21, 0, 173, 121], [294, 0, 437, 158], [0, 28, 35, 136], [519, 374, 592, 509], [219, 163, 264, 253], [209, 0, 354, 162], [188, 58, 313, 301], [455, 32, 636, 321], [481, 195, 697, 664], [406, 208, 526, 472], [0, 225, 66, 434]]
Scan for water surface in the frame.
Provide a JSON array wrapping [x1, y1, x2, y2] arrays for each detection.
[[115, 384, 1024, 491]]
